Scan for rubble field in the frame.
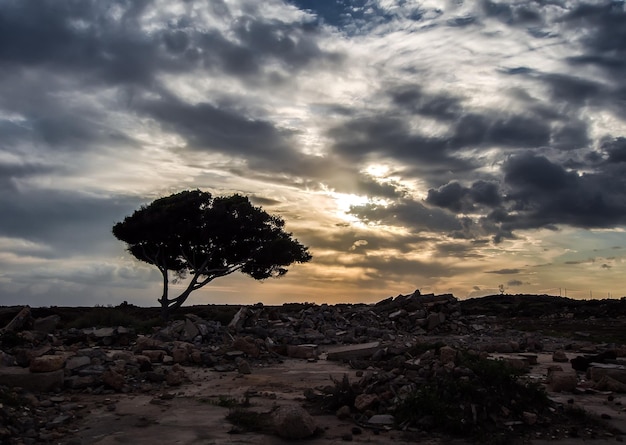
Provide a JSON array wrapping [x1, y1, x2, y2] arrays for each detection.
[[1, 291, 625, 444]]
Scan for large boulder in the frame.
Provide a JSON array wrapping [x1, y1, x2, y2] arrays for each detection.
[[273, 405, 317, 439]]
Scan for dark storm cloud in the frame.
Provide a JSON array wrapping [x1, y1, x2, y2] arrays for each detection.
[[603, 137, 626, 163], [0, 190, 143, 255], [229, 16, 341, 71], [421, 145, 626, 242], [328, 105, 552, 190], [139, 95, 296, 161], [426, 181, 501, 213], [500, 153, 626, 229], [356, 176, 404, 199], [347, 198, 463, 234], [551, 121, 590, 151], [388, 85, 462, 120], [560, 1, 626, 80], [327, 115, 476, 182], [452, 113, 552, 149], [0, 0, 338, 84], [0, 0, 167, 85]]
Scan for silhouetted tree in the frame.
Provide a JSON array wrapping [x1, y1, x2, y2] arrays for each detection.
[[112, 190, 312, 319]]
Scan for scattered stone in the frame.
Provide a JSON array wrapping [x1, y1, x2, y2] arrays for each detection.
[[336, 405, 351, 419], [326, 342, 381, 361], [33, 315, 60, 333], [439, 346, 457, 365], [102, 368, 126, 391], [0, 367, 63, 392], [367, 414, 395, 425], [29, 354, 67, 373], [571, 351, 618, 372], [65, 355, 91, 370], [237, 359, 252, 374], [354, 393, 379, 412], [588, 364, 626, 385], [0, 306, 32, 333], [273, 405, 317, 439], [552, 350, 569, 363], [548, 370, 578, 392]]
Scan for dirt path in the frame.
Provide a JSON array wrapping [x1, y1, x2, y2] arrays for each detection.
[[69, 357, 446, 445], [65, 352, 625, 445]]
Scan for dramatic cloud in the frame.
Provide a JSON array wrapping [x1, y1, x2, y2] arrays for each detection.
[[0, 0, 624, 306]]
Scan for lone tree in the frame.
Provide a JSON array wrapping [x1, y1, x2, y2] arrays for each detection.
[[112, 190, 312, 319]]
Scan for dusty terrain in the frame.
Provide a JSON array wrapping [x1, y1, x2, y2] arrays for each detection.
[[64, 349, 626, 445], [1, 293, 626, 444]]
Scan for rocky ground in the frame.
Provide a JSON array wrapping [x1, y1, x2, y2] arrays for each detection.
[[1, 291, 625, 444]]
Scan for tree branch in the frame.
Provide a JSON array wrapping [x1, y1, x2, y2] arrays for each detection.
[[193, 264, 243, 289]]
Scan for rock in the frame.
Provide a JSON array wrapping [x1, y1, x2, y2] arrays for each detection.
[[552, 350, 569, 363], [65, 355, 91, 371], [102, 369, 125, 391], [594, 375, 626, 392], [228, 307, 251, 332], [273, 405, 317, 439], [237, 359, 252, 374], [367, 414, 395, 425], [0, 351, 16, 367], [502, 357, 530, 372], [439, 346, 457, 365], [548, 370, 578, 392], [171, 347, 189, 364], [518, 353, 538, 365], [588, 364, 626, 384], [523, 411, 537, 425], [183, 318, 200, 341], [326, 342, 381, 361], [389, 309, 407, 320], [30, 355, 67, 373], [336, 405, 351, 419], [0, 367, 63, 392], [1, 306, 32, 333], [232, 336, 261, 358], [134, 336, 165, 352], [142, 350, 166, 363], [33, 315, 61, 333], [426, 312, 442, 330], [354, 393, 379, 412], [571, 350, 617, 372], [64, 375, 96, 389], [285, 344, 317, 359], [166, 370, 184, 386]]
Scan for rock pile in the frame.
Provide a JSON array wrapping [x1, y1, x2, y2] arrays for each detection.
[[1, 291, 625, 443]]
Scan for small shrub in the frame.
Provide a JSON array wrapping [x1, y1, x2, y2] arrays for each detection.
[[394, 353, 549, 442], [323, 374, 358, 412]]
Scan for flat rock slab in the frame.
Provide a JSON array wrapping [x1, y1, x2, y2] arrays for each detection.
[[326, 342, 381, 361], [0, 367, 63, 392]]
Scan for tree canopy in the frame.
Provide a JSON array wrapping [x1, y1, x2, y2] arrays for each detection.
[[112, 190, 312, 318]]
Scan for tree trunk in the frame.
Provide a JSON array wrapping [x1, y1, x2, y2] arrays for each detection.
[[159, 269, 170, 321]]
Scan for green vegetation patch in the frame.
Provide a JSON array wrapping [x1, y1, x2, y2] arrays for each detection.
[[394, 352, 549, 443]]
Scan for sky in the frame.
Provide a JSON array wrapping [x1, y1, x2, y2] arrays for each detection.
[[0, 0, 625, 308]]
